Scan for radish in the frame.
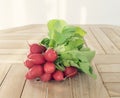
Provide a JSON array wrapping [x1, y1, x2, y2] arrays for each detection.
[[40, 73, 52, 82], [27, 52, 33, 58], [53, 70, 64, 81], [64, 66, 78, 77], [26, 65, 43, 80], [29, 54, 46, 64], [44, 62, 55, 74], [26, 72, 34, 80], [24, 59, 34, 69], [44, 49, 57, 62], [29, 43, 46, 54]]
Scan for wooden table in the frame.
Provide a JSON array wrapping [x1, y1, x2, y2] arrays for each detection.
[[0, 24, 120, 98]]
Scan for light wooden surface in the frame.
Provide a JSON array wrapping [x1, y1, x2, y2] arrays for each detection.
[[0, 24, 120, 98]]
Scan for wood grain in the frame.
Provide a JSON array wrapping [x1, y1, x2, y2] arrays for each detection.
[[0, 24, 48, 34], [111, 97, 120, 98], [21, 80, 47, 98], [0, 33, 47, 40], [0, 49, 27, 55], [111, 26, 120, 37], [0, 24, 120, 98], [81, 26, 105, 54], [88, 63, 110, 98], [0, 64, 11, 85], [69, 73, 89, 98], [101, 73, 120, 82], [0, 40, 40, 49], [101, 28, 120, 49], [0, 55, 26, 63], [97, 63, 120, 97], [0, 64, 27, 98], [97, 64, 120, 72], [90, 26, 120, 54], [105, 83, 120, 97], [94, 55, 120, 64]]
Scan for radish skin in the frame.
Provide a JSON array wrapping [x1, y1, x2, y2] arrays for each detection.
[[44, 62, 56, 74], [53, 70, 64, 81], [26, 65, 44, 79], [44, 49, 57, 62], [64, 67, 78, 77], [29, 54, 46, 64]]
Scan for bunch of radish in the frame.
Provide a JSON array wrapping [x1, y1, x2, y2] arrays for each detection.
[[24, 43, 78, 82]]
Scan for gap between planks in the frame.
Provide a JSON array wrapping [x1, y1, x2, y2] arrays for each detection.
[[96, 63, 120, 97], [104, 83, 120, 97], [81, 25, 106, 55], [89, 25, 120, 54], [100, 27, 120, 50], [0, 64, 12, 86], [0, 63, 27, 98]]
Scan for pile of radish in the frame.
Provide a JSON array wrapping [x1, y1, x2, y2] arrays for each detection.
[[24, 19, 96, 82], [24, 43, 78, 82]]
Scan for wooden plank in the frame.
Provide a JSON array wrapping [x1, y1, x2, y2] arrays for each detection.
[[0, 54, 26, 63], [0, 33, 47, 40], [111, 97, 120, 98], [21, 79, 72, 98], [70, 73, 89, 98], [105, 83, 120, 97], [111, 26, 120, 37], [69, 61, 110, 98], [47, 80, 72, 98], [0, 64, 27, 98], [101, 73, 120, 82], [11, 25, 48, 33], [0, 40, 40, 49], [21, 80, 47, 98], [97, 64, 120, 72], [80, 26, 105, 54], [88, 63, 110, 98], [0, 49, 28, 55], [97, 25, 115, 28], [90, 26, 120, 54], [1, 24, 119, 98], [0, 24, 48, 34], [0, 40, 28, 49], [101, 28, 120, 49], [94, 55, 120, 64], [0, 64, 11, 85]]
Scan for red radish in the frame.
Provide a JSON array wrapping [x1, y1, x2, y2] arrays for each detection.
[[27, 52, 32, 58], [44, 62, 55, 74], [64, 66, 78, 77], [26, 72, 34, 80], [24, 59, 34, 69], [53, 70, 64, 81], [29, 54, 46, 64], [26, 65, 43, 80], [40, 73, 52, 82], [44, 49, 57, 62], [29, 43, 46, 53]]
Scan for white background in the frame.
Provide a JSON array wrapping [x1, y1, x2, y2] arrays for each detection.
[[0, 0, 120, 29]]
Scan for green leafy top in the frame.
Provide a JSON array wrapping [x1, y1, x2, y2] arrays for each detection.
[[40, 19, 96, 79]]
